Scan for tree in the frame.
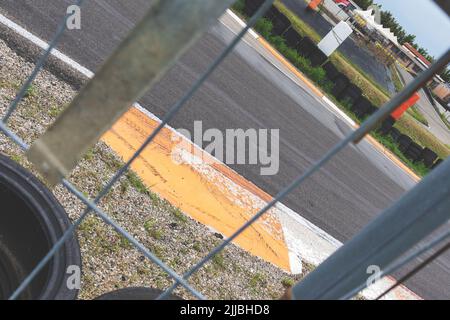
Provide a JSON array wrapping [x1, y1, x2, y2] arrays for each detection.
[[403, 34, 416, 44], [440, 68, 450, 83]]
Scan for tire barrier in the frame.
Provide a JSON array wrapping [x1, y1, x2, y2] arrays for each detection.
[[352, 96, 371, 118], [420, 148, 438, 168], [331, 74, 350, 99], [404, 142, 423, 162], [309, 47, 328, 67], [238, 2, 443, 172], [389, 127, 401, 142], [95, 287, 183, 300], [283, 27, 303, 49], [338, 83, 362, 106], [377, 116, 396, 136], [264, 6, 291, 36], [244, 0, 265, 17], [432, 158, 443, 169], [296, 36, 317, 58], [322, 61, 339, 80], [0, 154, 81, 300], [397, 134, 413, 153]]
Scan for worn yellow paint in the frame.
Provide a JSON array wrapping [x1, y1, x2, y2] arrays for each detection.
[[101, 107, 290, 271]]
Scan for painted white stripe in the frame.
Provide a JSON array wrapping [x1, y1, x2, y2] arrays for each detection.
[[0, 11, 419, 300], [322, 96, 357, 127], [0, 13, 93, 78], [225, 9, 259, 39]]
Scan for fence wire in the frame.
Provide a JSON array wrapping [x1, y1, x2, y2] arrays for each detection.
[[0, 0, 449, 300]]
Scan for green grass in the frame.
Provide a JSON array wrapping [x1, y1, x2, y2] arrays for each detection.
[[126, 171, 148, 194], [212, 253, 225, 269], [281, 277, 295, 287], [144, 219, 164, 240], [439, 112, 450, 131], [171, 207, 188, 223], [407, 105, 428, 127], [390, 64, 404, 93]]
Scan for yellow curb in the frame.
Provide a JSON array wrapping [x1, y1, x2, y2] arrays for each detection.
[[257, 36, 422, 183], [101, 107, 290, 271]]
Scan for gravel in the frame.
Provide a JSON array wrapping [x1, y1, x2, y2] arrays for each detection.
[[0, 37, 312, 300]]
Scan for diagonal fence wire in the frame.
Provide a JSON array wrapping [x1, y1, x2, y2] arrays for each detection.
[[2, 0, 274, 300], [0, 0, 449, 301], [2, 0, 85, 123]]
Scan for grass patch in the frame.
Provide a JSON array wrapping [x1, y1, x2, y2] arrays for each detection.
[[281, 277, 295, 288], [126, 171, 148, 194], [249, 272, 266, 288], [212, 253, 225, 269], [439, 112, 450, 131], [407, 105, 428, 127], [390, 64, 404, 93], [144, 219, 164, 240], [171, 207, 188, 223]]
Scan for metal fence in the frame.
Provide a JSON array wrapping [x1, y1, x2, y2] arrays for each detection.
[[0, 0, 449, 300]]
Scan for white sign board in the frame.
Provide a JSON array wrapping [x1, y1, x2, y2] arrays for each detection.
[[318, 21, 353, 57]]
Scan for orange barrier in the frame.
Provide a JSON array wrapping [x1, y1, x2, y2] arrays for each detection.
[[391, 92, 420, 120], [308, 0, 323, 10]]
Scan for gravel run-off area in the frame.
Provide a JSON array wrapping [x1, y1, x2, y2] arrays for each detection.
[[0, 37, 313, 300]]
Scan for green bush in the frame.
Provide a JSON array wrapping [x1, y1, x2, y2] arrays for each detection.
[[255, 18, 273, 39], [232, 0, 246, 14]]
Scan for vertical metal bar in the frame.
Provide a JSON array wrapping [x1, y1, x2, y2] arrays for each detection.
[[26, 0, 235, 186], [290, 157, 450, 300]]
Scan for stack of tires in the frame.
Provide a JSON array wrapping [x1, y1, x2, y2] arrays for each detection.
[[243, 0, 265, 17], [283, 27, 303, 48], [338, 83, 362, 106], [331, 74, 350, 98], [378, 116, 396, 136], [420, 148, 438, 168], [263, 5, 291, 36]]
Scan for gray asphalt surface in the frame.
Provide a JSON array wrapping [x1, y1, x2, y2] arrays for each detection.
[[396, 65, 450, 144], [281, 0, 396, 95], [0, 0, 448, 299]]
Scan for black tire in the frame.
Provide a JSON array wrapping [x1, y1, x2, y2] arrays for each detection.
[[432, 158, 443, 169], [331, 74, 350, 98], [244, 0, 265, 17], [397, 134, 412, 153], [405, 142, 423, 162], [389, 127, 401, 142], [322, 61, 339, 80], [296, 37, 316, 57], [309, 47, 328, 67], [377, 116, 396, 135], [420, 148, 438, 168], [0, 154, 81, 300], [338, 83, 362, 105], [95, 287, 183, 300], [352, 97, 370, 118], [283, 28, 303, 49]]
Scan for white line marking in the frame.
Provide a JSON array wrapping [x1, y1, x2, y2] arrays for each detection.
[[0, 10, 419, 299]]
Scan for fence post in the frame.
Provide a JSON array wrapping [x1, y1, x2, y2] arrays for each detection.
[[289, 157, 450, 299]]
